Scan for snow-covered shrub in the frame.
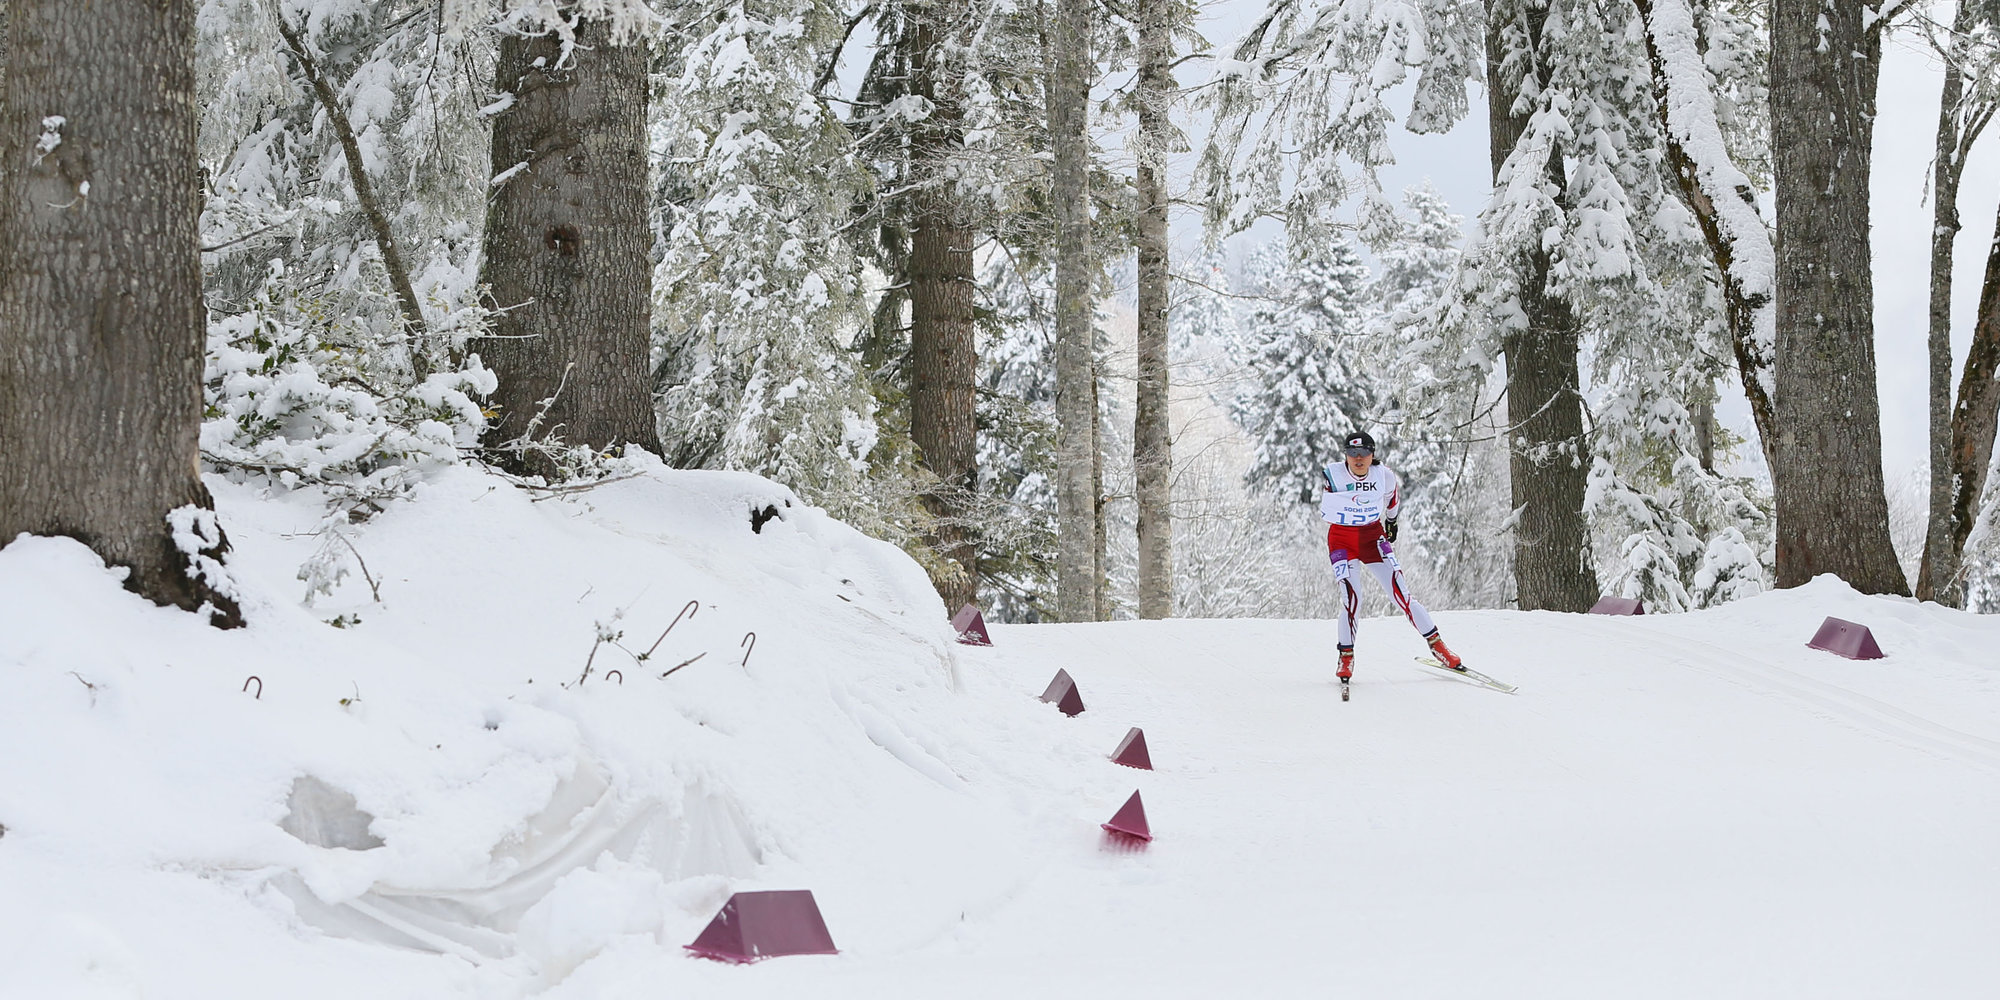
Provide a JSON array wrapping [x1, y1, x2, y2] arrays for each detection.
[[202, 263, 495, 492], [1692, 526, 1763, 607], [202, 264, 498, 602]]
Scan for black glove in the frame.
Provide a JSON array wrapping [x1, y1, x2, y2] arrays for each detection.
[[1383, 517, 1399, 542]]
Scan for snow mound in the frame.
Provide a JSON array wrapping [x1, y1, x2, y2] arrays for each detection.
[[0, 462, 1103, 996]]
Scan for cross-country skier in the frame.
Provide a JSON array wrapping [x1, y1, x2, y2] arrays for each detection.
[[1320, 430, 1463, 683]]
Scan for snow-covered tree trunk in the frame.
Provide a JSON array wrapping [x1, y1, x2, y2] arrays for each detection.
[[1767, 0, 1907, 594], [906, 2, 981, 612], [1132, 0, 1174, 619], [0, 0, 244, 628], [1050, 0, 1096, 621], [1487, 1, 1598, 612], [1636, 0, 1776, 471], [474, 14, 662, 471]]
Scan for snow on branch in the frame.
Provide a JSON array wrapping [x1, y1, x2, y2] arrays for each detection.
[[1639, 0, 1776, 411]]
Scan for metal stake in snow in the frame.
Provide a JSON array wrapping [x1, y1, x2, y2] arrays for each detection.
[[638, 600, 699, 661]]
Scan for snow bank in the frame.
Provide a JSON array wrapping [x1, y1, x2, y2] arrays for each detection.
[[0, 461, 1116, 997]]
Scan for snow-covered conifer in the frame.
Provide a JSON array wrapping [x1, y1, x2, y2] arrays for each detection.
[[974, 255, 1060, 620], [1231, 239, 1380, 503], [648, 0, 898, 534]]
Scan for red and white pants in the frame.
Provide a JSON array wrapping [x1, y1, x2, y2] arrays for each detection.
[[1326, 523, 1437, 649]]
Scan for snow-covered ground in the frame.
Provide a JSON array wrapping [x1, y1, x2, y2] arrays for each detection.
[[3, 464, 1996, 999]]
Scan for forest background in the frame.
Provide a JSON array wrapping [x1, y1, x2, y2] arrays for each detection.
[[5, 0, 1999, 628]]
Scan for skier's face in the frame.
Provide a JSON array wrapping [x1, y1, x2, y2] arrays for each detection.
[[1344, 451, 1374, 476]]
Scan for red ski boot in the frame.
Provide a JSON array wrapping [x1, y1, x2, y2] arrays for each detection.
[[1426, 633, 1464, 671], [1337, 646, 1354, 681]]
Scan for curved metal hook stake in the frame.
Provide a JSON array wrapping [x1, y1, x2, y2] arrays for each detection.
[[739, 632, 756, 668], [642, 600, 700, 660], [242, 675, 263, 700], [604, 669, 623, 685]]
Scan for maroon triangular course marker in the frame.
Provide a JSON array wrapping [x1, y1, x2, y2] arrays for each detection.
[[1589, 596, 1645, 615], [685, 890, 838, 964], [1101, 790, 1151, 842], [951, 603, 992, 646], [1039, 669, 1084, 716], [1805, 616, 1885, 660], [1111, 728, 1151, 770]]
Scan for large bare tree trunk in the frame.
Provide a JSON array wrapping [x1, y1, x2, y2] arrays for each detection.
[[1768, 0, 1908, 594], [1487, 1, 1599, 612], [905, 0, 980, 612], [0, 0, 243, 627], [1132, 0, 1174, 619], [473, 15, 662, 472], [1050, 0, 1096, 621]]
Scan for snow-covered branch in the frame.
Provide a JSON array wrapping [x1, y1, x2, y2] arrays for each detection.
[[1638, 0, 1777, 462]]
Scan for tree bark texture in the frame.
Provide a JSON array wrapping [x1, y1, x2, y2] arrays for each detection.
[[1132, 0, 1175, 619], [1929, 205, 2000, 601], [1768, 0, 1908, 594], [1916, 0, 1998, 605], [474, 16, 662, 470], [905, 0, 980, 612], [1050, 0, 1096, 622], [1093, 375, 1110, 621], [1919, 24, 1969, 605], [1487, 2, 1599, 612], [0, 0, 10, 111], [0, 0, 243, 627]]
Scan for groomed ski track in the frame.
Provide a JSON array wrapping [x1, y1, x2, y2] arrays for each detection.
[[882, 595, 2000, 999]]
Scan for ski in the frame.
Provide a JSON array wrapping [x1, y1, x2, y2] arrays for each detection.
[[1414, 656, 1517, 694], [1340, 677, 1351, 702]]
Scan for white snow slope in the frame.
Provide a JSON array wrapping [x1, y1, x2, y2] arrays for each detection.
[[3, 462, 1996, 999]]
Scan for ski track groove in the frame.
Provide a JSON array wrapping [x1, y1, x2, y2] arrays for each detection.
[[1604, 620, 2000, 775]]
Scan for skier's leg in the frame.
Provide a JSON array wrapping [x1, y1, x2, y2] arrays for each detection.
[[1364, 560, 1437, 637], [1331, 548, 1358, 676], [1365, 558, 1463, 668]]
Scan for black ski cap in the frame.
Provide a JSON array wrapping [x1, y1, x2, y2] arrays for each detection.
[[1342, 431, 1376, 456]]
